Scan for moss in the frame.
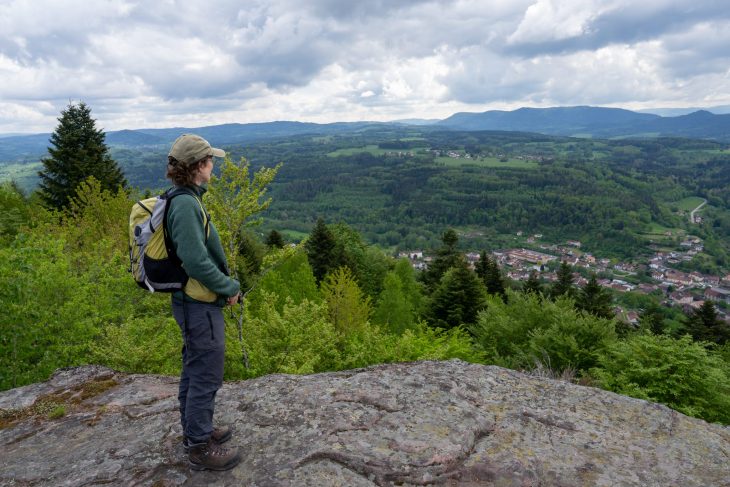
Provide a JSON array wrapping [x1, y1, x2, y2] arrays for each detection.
[[77, 378, 118, 401], [48, 405, 66, 419], [0, 376, 118, 429], [39, 376, 119, 406], [0, 399, 65, 429]]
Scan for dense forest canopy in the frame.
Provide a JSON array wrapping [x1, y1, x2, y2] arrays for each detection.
[[3, 125, 729, 269], [89, 128, 730, 270]]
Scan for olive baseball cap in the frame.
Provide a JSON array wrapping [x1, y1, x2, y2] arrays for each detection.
[[168, 134, 225, 166]]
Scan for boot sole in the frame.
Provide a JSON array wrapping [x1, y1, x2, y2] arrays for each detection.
[[189, 457, 240, 471]]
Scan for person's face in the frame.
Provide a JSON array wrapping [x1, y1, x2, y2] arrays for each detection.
[[196, 156, 214, 184]]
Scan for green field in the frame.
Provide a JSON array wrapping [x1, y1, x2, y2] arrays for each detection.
[[611, 132, 661, 139], [640, 223, 685, 250], [642, 222, 684, 237], [436, 156, 538, 169], [326, 145, 390, 157], [676, 197, 706, 212], [280, 229, 308, 242]]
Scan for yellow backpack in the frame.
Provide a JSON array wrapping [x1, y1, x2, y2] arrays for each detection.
[[128, 188, 208, 292]]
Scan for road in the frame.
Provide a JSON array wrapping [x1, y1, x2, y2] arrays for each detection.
[[689, 199, 707, 223]]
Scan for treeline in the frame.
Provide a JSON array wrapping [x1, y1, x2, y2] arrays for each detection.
[[1, 178, 729, 425]]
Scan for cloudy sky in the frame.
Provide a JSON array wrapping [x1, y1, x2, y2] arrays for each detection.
[[2, 0, 730, 133]]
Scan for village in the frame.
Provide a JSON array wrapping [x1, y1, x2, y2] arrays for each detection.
[[399, 233, 730, 326]]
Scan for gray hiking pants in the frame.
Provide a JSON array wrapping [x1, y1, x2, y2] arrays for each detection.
[[171, 298, 226, 444]]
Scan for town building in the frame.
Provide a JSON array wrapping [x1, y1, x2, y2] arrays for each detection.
[[705, 287, 730, 304]]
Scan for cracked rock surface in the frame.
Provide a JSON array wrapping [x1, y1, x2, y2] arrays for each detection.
[[1, 360, 729, 486]]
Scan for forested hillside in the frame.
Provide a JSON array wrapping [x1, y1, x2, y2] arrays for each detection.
[[102, 128, 730, 270], [4, 123, 729, 268]]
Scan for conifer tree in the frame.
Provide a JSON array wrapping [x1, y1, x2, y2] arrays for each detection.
[[551, 261, 576, 300], [474, 250, 490, 282], [576, 273, 613, 319], [475, 250, 506, 300], [427, 261, 487, 329], [38, 102, 126, 209], [423, 228, 463, 290], [640, 302, 666, 335], [328, 222, 389, 298], [522, 269, 543, 296], [486, 258, 507, 301], [305, 218, 337, 284], [685, 301, 730, 345], [265, 229, 285, 248]]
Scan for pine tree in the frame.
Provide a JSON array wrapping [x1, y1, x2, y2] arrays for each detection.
[[685, 301, 730, 345], [475, 250, 506, 300], [38, 102, 126, 209], [265, 229, 285, 248], [474, 250, 490, 282], [329, 222, 388, 298], [486, 258, 507, 301], [640, 302, 666, 335], [427, 261, 487, 329], [576, 273, 613, 319], [305, 218, 337, 284], [423, 228, 463, 290], [522, 269, 543, 296], [551, 261, 576, 300]]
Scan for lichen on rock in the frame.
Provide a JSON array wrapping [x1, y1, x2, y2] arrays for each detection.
[[1, 360, 728, 486]]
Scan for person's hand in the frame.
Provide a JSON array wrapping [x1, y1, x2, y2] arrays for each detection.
[[227, 293, 240, 306]]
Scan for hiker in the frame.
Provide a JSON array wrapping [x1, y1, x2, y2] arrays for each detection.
[[165, 134, 242, 471]]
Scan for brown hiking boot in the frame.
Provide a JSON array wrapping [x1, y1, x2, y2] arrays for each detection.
[[188, 438, 241, 471], [183, 425, 232, 453]]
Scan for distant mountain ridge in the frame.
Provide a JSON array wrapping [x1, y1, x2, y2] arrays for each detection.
[[439, 106, 659, 133], [438, 106, 730, 139], [0, 121, 382, 161], [2, 106, 729, 162]]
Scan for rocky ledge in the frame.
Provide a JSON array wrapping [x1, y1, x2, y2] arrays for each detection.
[[1, 360, 729, 486]]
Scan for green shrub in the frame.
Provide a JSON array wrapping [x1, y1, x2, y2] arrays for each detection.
[[232, 285, 484, 380], [90, 316, 180, 375], [240, 295, 340, 377], [591, 334, 730, 424], [470, 291, 616, 373]]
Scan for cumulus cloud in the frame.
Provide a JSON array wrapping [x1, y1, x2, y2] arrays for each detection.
[[0, 0, 729, 132]]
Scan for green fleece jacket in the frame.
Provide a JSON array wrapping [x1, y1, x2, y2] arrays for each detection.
[[166, 185, 240, 306]]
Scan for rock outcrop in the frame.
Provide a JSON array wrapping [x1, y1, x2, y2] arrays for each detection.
[[1, 360, 728, 486]]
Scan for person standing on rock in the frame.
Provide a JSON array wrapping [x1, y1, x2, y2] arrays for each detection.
[[165, 134, 242, 471]]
